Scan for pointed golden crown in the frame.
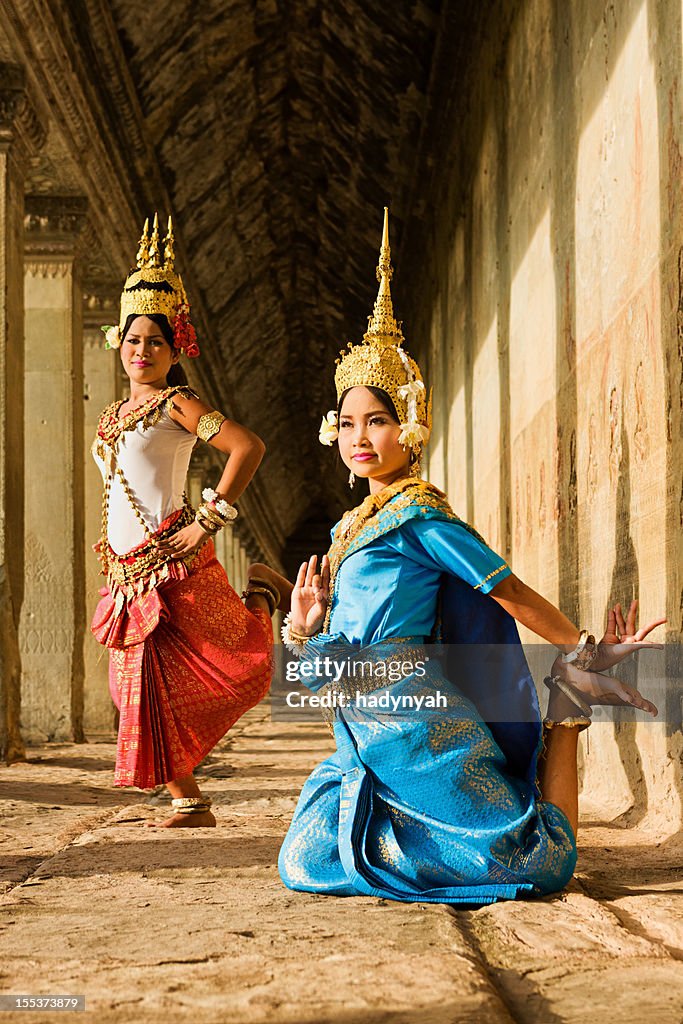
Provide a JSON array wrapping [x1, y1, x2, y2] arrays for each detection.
[[119, 213, 187, 332], [333, 208, 429, 440]]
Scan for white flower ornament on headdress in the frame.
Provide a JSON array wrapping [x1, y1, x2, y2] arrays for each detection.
[[397, 372, 429, 450], [319, 410, 339, 446], [398, 420, 430, 448], [101, 325, 122, 350]]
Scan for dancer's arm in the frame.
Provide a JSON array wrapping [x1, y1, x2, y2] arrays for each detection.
[[490, 574, 665, 669], [488, 574, 580, 651], [160, 392, 265, 559], [168, 392, 265, 502], [392, 517, 664, 669]]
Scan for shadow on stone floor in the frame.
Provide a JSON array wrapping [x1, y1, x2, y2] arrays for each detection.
[[23, 756, 116, 772], [231, 745, 331, 756], [270, 1011, 497, 1024], [576, 832, 683, 893], [208, 787, 302, 802], [0, 781, 142, 806], [0, 855, 45, 882], [201, 765, 308, 779], [28, 834, 282, 878], [580, 882, 683, 897]]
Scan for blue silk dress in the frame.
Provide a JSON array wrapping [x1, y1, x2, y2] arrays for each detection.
[[278, 479, 577, 905]]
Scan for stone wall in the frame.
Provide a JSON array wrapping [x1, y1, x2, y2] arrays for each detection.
[[406, 0, 683, 831]]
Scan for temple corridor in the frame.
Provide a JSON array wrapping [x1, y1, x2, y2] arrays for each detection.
[[0, 0, 682, 1018]]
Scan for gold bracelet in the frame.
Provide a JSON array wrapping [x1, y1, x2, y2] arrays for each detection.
[[543, 717, 591, 732], [197, 503, 228, 526], [242, 586, 277, 616], [247, 576, 281, 608], [289, 626, 314, 641], [196, 514, 219, 535], [280, 613, 316, 646], [281, 619, 309, 654], [195, 507, 225, 533]]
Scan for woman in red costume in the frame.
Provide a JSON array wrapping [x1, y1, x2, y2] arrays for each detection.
[[91, 214, 276, 827]]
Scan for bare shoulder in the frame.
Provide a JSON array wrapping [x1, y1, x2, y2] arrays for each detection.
[[166, 386, 212, 425]]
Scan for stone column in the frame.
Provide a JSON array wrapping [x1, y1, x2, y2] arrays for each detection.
[[20, 196, 88, 742], [0, 64, 45, 763], [221, 525, 236, 586], [240, 543, 249, 594], [230, 532, 243, 596], [211, 520, 228, 575], [186, 467, 203, 511], [82, 285, 122, 735]]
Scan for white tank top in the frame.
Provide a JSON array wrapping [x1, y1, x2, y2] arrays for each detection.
[[93, 405, 197, 556]]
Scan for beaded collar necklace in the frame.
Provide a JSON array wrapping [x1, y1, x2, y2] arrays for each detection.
[[93, 385, 196, 599], [97, 385, 192, 447]]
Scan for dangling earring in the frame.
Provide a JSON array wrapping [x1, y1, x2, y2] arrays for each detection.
[[409, 448, 422, 478], [348, 471, 355, 489]]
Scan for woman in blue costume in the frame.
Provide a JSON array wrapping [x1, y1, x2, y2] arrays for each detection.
[[260, 210, 663, 906]]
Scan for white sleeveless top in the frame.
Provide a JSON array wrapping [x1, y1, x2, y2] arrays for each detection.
[[93, 405, 197, 556]]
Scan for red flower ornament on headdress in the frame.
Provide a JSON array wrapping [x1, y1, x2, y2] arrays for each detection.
[[173, 302, 200, 358]]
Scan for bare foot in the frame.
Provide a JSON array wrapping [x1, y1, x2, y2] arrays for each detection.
[[146, 810, 217, 828]]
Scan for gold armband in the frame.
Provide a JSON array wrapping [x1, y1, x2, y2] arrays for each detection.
[[196, 410, 226, 443]]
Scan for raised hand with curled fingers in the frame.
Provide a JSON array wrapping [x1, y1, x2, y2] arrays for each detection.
[[551, 599, 665, 717], [592, 599, 666, 672], [290, 554, 330, 637]]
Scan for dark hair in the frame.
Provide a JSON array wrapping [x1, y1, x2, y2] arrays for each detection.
[[121, 312, 188, 387], [337, 385, 400, 422]]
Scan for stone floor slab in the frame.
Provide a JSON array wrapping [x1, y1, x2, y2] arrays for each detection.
[[1, 704, 682, 1023]]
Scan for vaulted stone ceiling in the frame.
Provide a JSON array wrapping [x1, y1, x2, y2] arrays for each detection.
[[1, 0, 472, 559], [106, 0, 442, 546]]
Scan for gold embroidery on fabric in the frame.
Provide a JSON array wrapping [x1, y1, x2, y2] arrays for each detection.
[[103, 502, 196, 594], [474, 563, 509, 590], [322, 478, 455, 632], [321, 478, 507, 630], [196, 410, 227, 443], [94, 385, 199, 594], [316, 638, 426, 726]]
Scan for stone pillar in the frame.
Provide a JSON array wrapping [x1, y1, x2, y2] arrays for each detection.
[[240, 544, 249, 594], [212, 521, 228, 576], [231, 532, 244, 596], [20, 196, 88, 742], [187, 467, 203, 511], [221, 525, 236, 586], [0, 64, 45, 763], [82, 285, 122, 735]]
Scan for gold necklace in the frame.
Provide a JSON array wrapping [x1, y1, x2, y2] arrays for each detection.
[[323, 477, 419, 631], [94, 385, 195, 600]]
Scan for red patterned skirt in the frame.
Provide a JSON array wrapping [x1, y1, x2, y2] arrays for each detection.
[[91, 533, 272, 789]]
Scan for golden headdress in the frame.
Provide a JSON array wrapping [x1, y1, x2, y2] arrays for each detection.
[[319, 207, 431, 455], [101, 213, 199, 357]]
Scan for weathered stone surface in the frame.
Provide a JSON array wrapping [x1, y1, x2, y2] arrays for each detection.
[[20, 200, 88, 742], [404, 0, 683, 827], [1, 709, 516, 1024], [107, 0, 442, 535], [2, 707, 683, 1022]]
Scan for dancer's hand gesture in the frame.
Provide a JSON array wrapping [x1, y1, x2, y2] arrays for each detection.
[[551, 659, 659, 716], [593, 600, 666, 671], [290, 555, 330, 637], [157, 521, 209, 559]]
